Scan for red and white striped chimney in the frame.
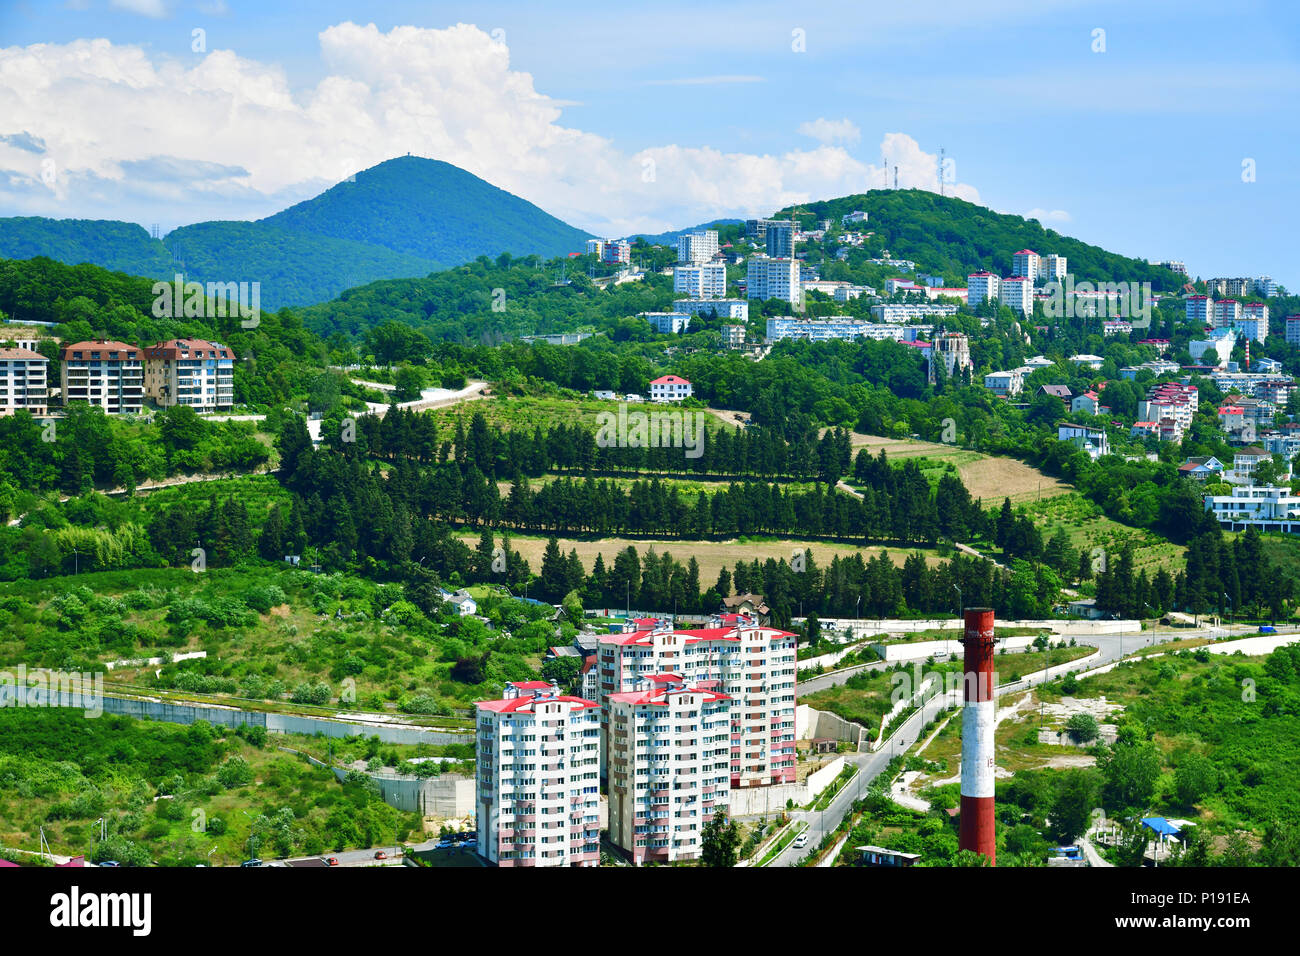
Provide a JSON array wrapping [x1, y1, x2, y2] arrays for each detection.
[[960, 607, 997, 864]]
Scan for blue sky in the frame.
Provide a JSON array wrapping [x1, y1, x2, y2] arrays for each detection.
[[0, 0, 1296, 284]]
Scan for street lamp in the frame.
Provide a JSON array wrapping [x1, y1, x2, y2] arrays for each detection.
[[1223, 593, 1232, 630]]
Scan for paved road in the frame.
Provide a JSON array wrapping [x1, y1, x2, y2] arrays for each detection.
[[769, 626, 1211, 867]]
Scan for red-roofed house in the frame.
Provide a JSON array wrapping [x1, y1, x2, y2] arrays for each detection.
[[649, 375, 692, 403]]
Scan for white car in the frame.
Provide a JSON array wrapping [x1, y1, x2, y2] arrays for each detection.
[[793, 833, 809, 849]]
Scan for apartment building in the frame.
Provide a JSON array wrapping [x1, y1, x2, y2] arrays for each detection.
[[967, 272, 1000, 307], [746, 256, 801, 306], [596, 621, 798, 791], [649, 375, 692, 402], [475, 681, 601, 867], [1000, 276, 1034, 314], [1214, 299, 1243, 327], [60, 340, 144, 414], [1254, 276, 1279, 297], [0, 347, 49, 416], [1150, 259, 1188, 276], [606, 675, 731, 864], [677, 230, 720, 265], [923, 286, 969, 303], [586, 238, 632, 264], [765, 222, 795, 258], [1041, 254, 1068, 282], [673, 263, 727, 298], [1071, 390, 1107, 416], [673, 298, 749, 322], [1012, 249, 1040, 282], [869, 303, 958, 323], [1206, 277, 1254, 298], [641, 312, 692, 335], [721, 325, 746, 348], [1185, 295, 1215, 326], [141, 338, 235, 412], [766, 317, 905, 343], [1204, 485, 1300, 533]]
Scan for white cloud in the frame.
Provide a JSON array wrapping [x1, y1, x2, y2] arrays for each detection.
[[1026, 208, 1072, 224], [797, 118, 860, 145], [0, 23, 982, 235]]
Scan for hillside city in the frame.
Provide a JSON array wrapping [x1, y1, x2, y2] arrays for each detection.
[[0, 9, 1296, 898]]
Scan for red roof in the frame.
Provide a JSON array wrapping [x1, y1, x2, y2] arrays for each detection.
[[477, 694, 599, 713], [60, 340, 141, 359], [143, 338, 234, 361], [1014, 249, 1038, 256], [650, 375, 690, 386]]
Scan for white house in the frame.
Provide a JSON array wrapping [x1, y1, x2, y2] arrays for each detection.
[[1058, 422, 1110, 459], [649, 375, 692, 403], [1204, 486, 1300, 533]]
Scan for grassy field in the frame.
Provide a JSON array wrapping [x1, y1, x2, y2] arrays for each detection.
[[452, 532, 948, 584], [424, 392, 724, 436], [842, 433, 1069, 505]]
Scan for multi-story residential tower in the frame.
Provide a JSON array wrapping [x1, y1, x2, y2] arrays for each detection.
[[746, 256, 801, 306], [765, 221, 795, 258], [967, 272, 1000, 308], [1186, 295, 1215, 326], [931, 332, 972, 382], [1041, 254, 1068, 282], [999, 275, 1034, 314], [142, 338, 235, 412], [607, 675, 731, 864], [586, 238, 632, 264], [60, 340, 144, 414], [677, 230, 719, 265], [673, 298, 749, 322], [596, 620, 798, 791], [0, 347, 48, 416], [475, 681, 601, 867], [673, 263, 727, 298], [1214, 299, 1242, 327], [1011, 249, 1040, 283]]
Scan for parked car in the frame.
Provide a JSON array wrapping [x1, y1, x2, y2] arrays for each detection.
[[1260, 625, 1277, 634], [98, 861, 121, 867], [240, 859, 263, 867], [325, 857, 339, 867]]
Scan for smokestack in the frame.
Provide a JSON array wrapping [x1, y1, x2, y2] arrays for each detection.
[[960, 607, 997, 864]]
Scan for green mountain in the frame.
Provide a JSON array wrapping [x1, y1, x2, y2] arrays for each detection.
[[0, 157, 592, 310], [0, 218, 174, 278], [262, 156, 591, 265], [774, 189, 1184, 290]]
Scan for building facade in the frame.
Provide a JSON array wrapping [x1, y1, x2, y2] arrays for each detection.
[[475, 681, 601, 867], [0, 347, 48, 417], [649, 375, 692, 402], [60, 340, 144, 415], [607, 675, 731, 864], [142, 338, 235, 412], [673, 264, 728, 299], [746, 256, 801, 306], [967, 272, 1000, 308], [677, 230, 720, 265]]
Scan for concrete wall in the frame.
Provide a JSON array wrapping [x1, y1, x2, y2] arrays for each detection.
[[282, 748, 474, 817], [796, 704, 869, 750], [870, 635, 1037, 662], [17, 687, 471, 746], [729, 755, 849, 818]]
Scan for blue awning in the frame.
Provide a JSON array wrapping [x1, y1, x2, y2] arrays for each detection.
[[1141, 817, 1180, 837]]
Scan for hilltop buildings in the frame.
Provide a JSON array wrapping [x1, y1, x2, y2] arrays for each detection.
[[60, 340, 145, 415], [142, 338, 235, 413], [746, 256, 801, 306], [0, 347, 49, 417]]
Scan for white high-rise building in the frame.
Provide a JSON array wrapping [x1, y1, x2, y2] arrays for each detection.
[[607, 675, 731, 865], [0, 347, 48, 417], [1214, 299, 1242, 327], [673, 263, 727, 298], [677, 230, 720, 265], [967, 272, 1000, 307], [641, 312, 692, 334], [1012, 249, 1040, 283], [60, 340, 144, 415], [1000, 276, 1034, 314], [673, 298, 749, 321], [587, 238, 631, 264], [142, 338, 235, 412], [475, 681, 601, 867], [746, 256, 801, 306], [596, 620, 798, 790], [1186, 295, 1215, 326], [1041, 254, 1068, 282]]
